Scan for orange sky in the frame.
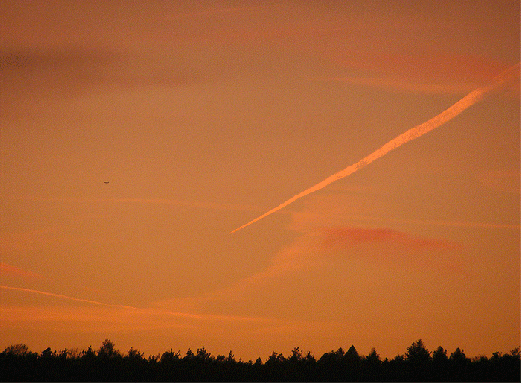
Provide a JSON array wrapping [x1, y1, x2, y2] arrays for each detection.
[[1, 0, 519, 361]]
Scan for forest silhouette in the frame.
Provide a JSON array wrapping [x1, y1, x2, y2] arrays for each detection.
[[1, 339, 519, 381]]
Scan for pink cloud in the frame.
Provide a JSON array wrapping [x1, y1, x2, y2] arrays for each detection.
[[202, 224, 462, 305], [222, 189, 469, 303], [321, 226, 460, 251]]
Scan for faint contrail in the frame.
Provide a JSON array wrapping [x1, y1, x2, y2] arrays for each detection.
[[231, 63, 520, 233], [0, 285, 137, 310]]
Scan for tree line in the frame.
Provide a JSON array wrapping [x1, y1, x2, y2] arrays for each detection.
[[1, 339, 519, 381]]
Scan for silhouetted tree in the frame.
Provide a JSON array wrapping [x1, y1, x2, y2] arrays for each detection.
[[184, 348, 195, 360], [317, 347, 346, 381], [81, 345, 96, 359], [196, 347, 212, 362], [127, 347, 144, 360], [123, 347, 148, 381], [344, 345, 360, 363], [0, 339, 519, 381], [340, 345, 361, 380], [432, 346, 450, 380], [449, 347, 470, 380], [265, 352, 286, 381], [385, 353, 405, 381], [450, 347, 467, 362], [290, 346, 303, 362], [366, 347, 381, 364], [3, 343, 30, 356], [364, 347, 382, 380], [1, 344, 38, 380], [98, 339, 120, 359], [94, 339, 123, 381], [433, 346, 448, 362], [404, 339, 431, 380], [499, 348, 521, 382], [406, 339, 431, 364], [40, 347, 55, 358]]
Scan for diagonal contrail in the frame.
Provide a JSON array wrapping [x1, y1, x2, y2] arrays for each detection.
[[231, 63, 520, 233]]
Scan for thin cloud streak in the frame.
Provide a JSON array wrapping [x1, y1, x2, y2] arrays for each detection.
[[317, 75, 478, 95], [0, 263, 42, 280], [231, 63, 520, 233], [0, 285, 269, 325], [0, 285, 137, 310], [365, 216, 520, 230], [307, 212, 521, 230], [321, 226, 461, 252]]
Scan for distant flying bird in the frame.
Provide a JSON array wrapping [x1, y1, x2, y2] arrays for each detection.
[[104, 181, 109, 184]]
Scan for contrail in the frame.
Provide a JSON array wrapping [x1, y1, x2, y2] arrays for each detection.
[[0, 285, 137, 310], [231, 63, 520, 233]]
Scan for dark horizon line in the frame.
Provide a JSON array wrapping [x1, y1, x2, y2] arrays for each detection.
[[3, 338, 520, 362]]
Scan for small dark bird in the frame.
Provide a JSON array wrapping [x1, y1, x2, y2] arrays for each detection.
[[104, 181, 109, 184]]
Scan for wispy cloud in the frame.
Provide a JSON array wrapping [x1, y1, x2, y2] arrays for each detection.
[[0, 285, 269, 325], [321, 226, 460, 251], [0, 263, 42, 280], [232, 63, 520, 233], [323, 51, 517, 93], [315, 75, 478, 95], [358, 216, 521, 231], [0, 285, 137, 310], [181, 224, 462, 308]]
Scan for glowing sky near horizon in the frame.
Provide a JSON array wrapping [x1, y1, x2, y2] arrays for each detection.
[[1, 0, 519, 361]]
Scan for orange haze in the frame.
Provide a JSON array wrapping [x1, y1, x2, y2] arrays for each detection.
[[1, 0, 519, 361]]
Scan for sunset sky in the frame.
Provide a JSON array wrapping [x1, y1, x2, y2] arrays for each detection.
[[1, 0, 519, 361]]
